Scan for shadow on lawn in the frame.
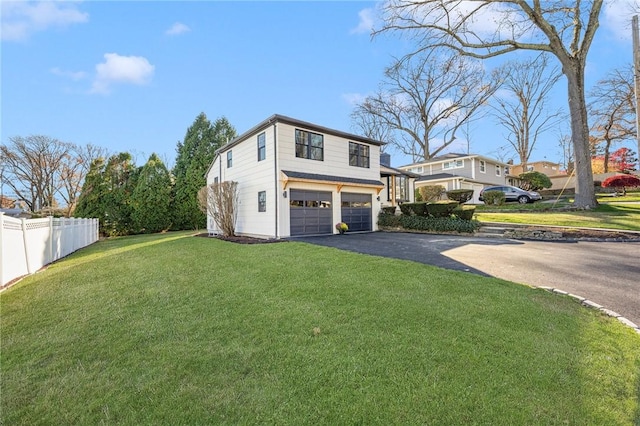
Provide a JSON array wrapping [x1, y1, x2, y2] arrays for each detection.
[[294, 231, 524, 277]]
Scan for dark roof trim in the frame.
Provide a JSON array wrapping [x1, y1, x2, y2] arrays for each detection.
[[281, 170, 384, 187], [216, 114, 385, 155], [381, 164, 420, 178]]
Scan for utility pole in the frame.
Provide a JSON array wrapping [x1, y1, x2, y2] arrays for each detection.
[[633, 16, 640, 163]]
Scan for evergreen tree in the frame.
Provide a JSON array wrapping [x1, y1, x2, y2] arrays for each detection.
[[74, 152, 138, 236], [172, 113, 236, 229], [132, 153, 172, 233]]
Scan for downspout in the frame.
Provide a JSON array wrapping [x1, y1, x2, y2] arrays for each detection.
[[272, 121, 279, 238]]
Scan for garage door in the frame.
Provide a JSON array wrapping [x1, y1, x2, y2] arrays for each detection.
[[341, 193, 372, 232], [289, 190, 333, 236]]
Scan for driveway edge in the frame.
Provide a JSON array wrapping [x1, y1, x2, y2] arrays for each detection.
[[539, 286, 640, 334]]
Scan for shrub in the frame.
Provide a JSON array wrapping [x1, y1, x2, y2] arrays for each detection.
[[601, 174, 640, 196], [381, 206, 397, 215], [425, 201, 459, 218], [519, 171, 552, 191], [378, 213, 480, 233], [419, 185, 446, 202], [482, 190, 505, 205], [452, 205, 476, 221], [399, 202, 428, 216], [377, 211, 402, 227], [445, 189, 474, 203]]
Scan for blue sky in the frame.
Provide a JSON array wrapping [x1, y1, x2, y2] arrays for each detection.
[[1, 1, 636, 170]]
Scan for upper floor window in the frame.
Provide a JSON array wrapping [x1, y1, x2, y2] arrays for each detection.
[[227, 151, 233, 168], [257, 132, 266, 161], [349, 142, 370, 168], [479, 160, 486, 173], [409, 166, 423, 173], [495, 165, 501, 176], [295, 129, 324, 161], [443, 159, 464, 170], [504, 166, 510, 175], [526, 165, 534, 171], [258, 191, 266, 212]]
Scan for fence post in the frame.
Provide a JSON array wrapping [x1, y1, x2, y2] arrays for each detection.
[[0, 213, 4, 285], [48, 216, 54, 264], [21, 217, 33, 274]]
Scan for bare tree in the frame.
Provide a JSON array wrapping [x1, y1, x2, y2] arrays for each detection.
[[198, 181, 239, 237], [350, 108, 396, 152], [58, 144, 109, 216], [588, 64, 636, 172], [375, 0, 608, 208], [492, 54, 565, 168], [1, 136, 71, 212], [352, 49, 502, 162], [558, 132, 575, 174]]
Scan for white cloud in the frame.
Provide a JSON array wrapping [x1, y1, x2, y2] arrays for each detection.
[[1, 1, 88, 41], [165, 22, 190, 36], [351, 8, 374, 35], [602, 0, 639, 41], [90, 53, 155, 95], [51, 67, 86, 81], [342, 92, 368, 106]]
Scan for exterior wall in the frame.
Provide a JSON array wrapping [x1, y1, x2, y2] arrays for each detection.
[[207, 127, 278, 239], [402, 156, 508, 186], [510, 161, 562, 177]]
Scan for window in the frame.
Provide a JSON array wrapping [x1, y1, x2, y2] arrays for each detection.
[[495, 165, 501, 176], [227, 151, 233, 168], [395, 175, 410, 202], [504, 166, 510, 175], [295, 129, 324, 161], [526, 165, 534, 171], [443, 160, 464, 170], [479, 160, 486, 173], [258, 191, 266, 212], [257, 132, 266, 161], [214, 177, 219, 184], [349, 142, 370, 168], [409, 166, 423, 173]]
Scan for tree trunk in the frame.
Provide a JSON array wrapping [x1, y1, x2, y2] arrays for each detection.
[[566, 66, 597, 208]]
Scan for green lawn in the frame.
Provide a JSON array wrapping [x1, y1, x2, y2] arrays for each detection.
[[2, 232, 639, 424], [476, 202, 640, 231]]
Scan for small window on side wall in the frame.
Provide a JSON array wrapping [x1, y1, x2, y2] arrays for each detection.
[[495, 165, 501, 176], [227, 151, 233, 168], [258, 191, 266, 212], [257, 133, 266, 161]]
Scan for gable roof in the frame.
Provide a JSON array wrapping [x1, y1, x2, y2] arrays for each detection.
[[281, 170, 384, 189], [415, 173, 462, 182]]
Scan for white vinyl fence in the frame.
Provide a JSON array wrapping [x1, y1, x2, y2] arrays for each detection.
[[0, 213, 99, 287]]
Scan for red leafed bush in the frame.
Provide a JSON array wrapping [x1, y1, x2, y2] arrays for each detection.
[[601, 174, 640, 195]]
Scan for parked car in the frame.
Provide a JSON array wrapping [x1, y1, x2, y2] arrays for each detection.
[[479, 185, 542, 204]]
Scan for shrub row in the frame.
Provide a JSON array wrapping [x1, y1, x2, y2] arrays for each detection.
[[378, 213, 480, 233], [399, 201, 469, 218]]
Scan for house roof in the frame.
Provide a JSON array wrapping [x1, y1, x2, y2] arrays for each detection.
[[216, 114, 385, 156], [380, 164, 420, 178], [400, 153, 510, 169], [415, 173, 462, 182], [281, 170, 384, 189]]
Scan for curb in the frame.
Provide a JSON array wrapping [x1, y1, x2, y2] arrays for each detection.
[[538, 286, 640, 334]]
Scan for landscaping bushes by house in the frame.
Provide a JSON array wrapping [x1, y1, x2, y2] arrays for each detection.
[[381, 199, 478, 233]]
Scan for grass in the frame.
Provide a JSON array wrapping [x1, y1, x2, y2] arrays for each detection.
[[2, 232, 640, 424], [475, 201, 640, 231]]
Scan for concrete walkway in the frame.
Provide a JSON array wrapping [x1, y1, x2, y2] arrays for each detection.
[[296, 232, 640, 327]]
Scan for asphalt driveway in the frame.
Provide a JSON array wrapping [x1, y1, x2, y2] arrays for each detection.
[[295, 232, 640, 326]]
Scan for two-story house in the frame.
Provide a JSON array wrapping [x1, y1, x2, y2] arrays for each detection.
[[399, 153, 510, 204], [206, 114, 386, 239]]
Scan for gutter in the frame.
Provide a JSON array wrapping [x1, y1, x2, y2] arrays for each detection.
[[272, 120, 279, 238]]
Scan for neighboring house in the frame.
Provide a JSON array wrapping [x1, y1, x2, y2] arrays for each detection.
[[509, 161, 563, 177], [379, 153, 418, 208], [206, 114, 386, 239], [399, 153, 510, 204]]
